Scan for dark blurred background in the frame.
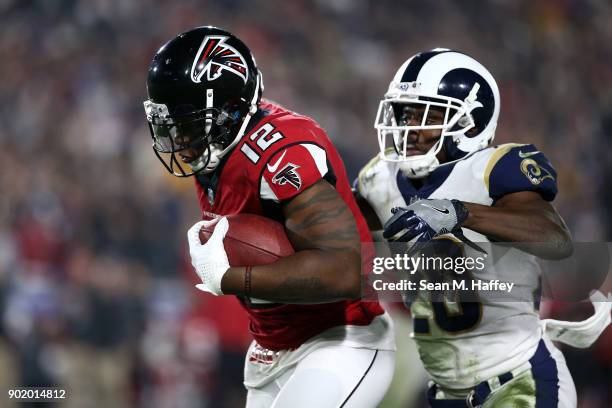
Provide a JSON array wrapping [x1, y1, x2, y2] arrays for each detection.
[[0, 0, 610, 407]]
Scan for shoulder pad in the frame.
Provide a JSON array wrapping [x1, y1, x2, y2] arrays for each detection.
[[259, 143, 328, 202], [356, 152, 391, 198], [484, 143, 558, 201]]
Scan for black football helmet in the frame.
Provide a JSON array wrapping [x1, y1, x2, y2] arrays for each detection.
[[144, 26, 263, 176]]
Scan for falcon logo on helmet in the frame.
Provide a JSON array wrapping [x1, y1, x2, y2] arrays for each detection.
[[191, 35, 248, 84]]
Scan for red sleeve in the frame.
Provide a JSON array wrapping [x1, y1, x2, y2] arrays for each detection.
[[260, 143, 328, 202]]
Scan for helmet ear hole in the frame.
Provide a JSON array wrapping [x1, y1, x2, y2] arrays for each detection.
[[457, 114, 472, 128]]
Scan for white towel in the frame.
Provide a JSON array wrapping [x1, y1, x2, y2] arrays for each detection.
[[541, 291, 611, 348]]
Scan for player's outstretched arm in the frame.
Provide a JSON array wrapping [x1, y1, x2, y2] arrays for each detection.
[[220, 179, 363, 303], [462, 191, 573, 259]]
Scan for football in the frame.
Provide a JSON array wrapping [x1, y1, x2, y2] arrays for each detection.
[[199, 214, 294, 266]]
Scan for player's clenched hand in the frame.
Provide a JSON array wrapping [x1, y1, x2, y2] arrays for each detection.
[[383, 199, 468, 243], [187, 217, 230, 296]]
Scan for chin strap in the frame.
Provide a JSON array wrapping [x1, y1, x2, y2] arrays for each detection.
[[197, 145, 224, 174], [399, 154, 439, 179]]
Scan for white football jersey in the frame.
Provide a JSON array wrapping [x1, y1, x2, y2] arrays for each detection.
[[356, 143, 559, 390]]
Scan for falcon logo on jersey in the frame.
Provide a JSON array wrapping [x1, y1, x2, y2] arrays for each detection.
[[272, 163, 302, 190], [190, 35, 248, 84]]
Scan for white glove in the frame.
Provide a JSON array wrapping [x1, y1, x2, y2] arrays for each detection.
[[187, 217, 230, 296]]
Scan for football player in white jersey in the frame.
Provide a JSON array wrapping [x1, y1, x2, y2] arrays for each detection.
[[355, 49, 611, 407]]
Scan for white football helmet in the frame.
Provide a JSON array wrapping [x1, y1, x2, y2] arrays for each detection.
[[374, 49, 500, 178]]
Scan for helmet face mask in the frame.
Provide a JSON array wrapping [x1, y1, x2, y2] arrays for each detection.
[[375, 90, 478, 175], [374, 49, 500, 178], [144, 26, 263, 177], [144, 100, 242, 176]]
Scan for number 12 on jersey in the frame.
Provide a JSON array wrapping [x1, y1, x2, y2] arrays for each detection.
[[240, 123, 284, 164]]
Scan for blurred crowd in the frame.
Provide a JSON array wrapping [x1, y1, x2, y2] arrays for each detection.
[[0, 0, 610, 407]]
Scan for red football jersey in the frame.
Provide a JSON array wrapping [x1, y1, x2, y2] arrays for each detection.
[[194, 99, 384, 350]]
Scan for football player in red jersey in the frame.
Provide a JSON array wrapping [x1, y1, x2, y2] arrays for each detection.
[[143, 27, 395, 407]]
